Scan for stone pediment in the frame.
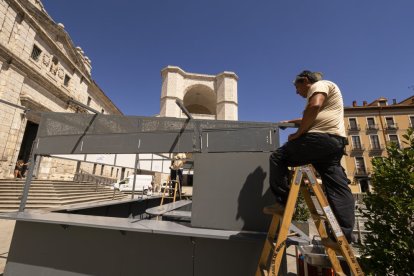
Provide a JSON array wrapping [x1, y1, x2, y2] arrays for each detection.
[[21, 0, 91, 76]]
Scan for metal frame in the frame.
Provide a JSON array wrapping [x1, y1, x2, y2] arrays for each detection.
[[17, 110, 291, 211], [0, 107, 304, 276]]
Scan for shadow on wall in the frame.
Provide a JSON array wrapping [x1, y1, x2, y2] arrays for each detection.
[[236, 166, 274, 232]]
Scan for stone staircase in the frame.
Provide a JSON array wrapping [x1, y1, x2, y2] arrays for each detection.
[[0, 179, 128, 213]]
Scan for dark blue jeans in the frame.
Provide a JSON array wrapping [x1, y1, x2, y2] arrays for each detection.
[[269, 132, 355, 242]]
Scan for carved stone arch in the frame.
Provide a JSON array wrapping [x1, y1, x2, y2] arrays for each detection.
[[183, 84, 216, 115]]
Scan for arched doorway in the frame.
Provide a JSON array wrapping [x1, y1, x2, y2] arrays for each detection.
[[183, 85, 216, 116]]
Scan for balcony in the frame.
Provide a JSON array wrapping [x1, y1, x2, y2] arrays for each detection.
[[369, 144, 384, 154], [351, 145, 365, 152], [348, 124, 360, 132], [354, 169, 370, 177], [385, 123, 399, 131], [386, 141, 400, 149], [366, 124, 379, 131]]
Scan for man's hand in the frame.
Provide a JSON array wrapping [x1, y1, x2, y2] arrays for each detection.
[[288, 131, 302, 141]]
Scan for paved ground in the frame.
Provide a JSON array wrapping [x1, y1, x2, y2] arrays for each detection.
[[0, 219, 15, 276]]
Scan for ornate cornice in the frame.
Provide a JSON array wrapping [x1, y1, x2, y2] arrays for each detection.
[[161, 65, 239, 81], [8, 0, 91, 82]]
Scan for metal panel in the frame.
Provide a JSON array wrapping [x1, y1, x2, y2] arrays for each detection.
[[36, 136, 84, 154], [191, 152, 275, 232], [137, 132, 194, 153], [5, 220, 268, 276], [82, 134, 140, 154], [6, 221, 193, 276], [194, 237, 262, 276], [202, 127, 277, 152], [34, 113, 283, 155]]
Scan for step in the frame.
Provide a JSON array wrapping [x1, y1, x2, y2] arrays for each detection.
[[0, 195, 126, 208], [58, 193, 123, 200], [0, 186, 111, 191]]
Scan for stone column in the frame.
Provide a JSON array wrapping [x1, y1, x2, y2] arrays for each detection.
[[216, 72, 238, 120], [160, 66, 184, 118]]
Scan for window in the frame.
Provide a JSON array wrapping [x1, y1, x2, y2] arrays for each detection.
[[410, 116, 414, 128], [30, 45, 42, 61], [100, 165, 104, 176], [379, 100, 387, 106], [101, 109, 104, 114], [385, 117, 397, 129], [352, 136, 362, 149], [355, 157, 366, 174], [87, 97, 92, 106], [110, 167, 114, 177], [64, 74, 70, 87], [367, 117, 377, 130], [349, 118, 358, 130], [116, 168, 119, 178], [370, 135, 380, 149], [92, 163, 97, 174], [389, 135, 399, 147]]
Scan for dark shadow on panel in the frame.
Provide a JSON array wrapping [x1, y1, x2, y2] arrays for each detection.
[[236, 166, 274, 231]]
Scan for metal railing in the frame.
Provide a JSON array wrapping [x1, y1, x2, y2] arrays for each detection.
[[73, 170, 118, 192], [354, 169, 370, 176], [369, 144, 384, 151], [385, 123, 398, 130], [366, 124, 378, 131], [351, 145, 365, 151], [348, 124, 360, 131]]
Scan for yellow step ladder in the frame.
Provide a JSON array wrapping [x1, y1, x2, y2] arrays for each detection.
[[160, 176, 181, 206], [256, 165, 364, 276]]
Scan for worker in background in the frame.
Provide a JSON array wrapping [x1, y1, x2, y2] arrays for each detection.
[[268, 70, 355, 243], [14, 160, 29, 179], [169, 153, 186, 196]]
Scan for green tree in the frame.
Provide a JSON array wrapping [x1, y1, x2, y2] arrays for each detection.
[[293, 193, 310, 222], [360, 128, 414, 275]]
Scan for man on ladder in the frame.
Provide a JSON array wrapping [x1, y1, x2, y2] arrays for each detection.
[[270, 71, 355, 242], [169, 153, 186, 197], [269, 70, 355, 245]]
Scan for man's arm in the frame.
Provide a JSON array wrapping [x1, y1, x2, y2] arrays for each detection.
[[288, 93, 326, 141], [280, 118, 302, 125]]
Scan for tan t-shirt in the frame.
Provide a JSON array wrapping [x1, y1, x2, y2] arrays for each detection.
[[306, 80, 346, 137], [171, 153, 186, 170]]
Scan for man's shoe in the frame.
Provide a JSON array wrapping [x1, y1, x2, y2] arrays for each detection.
[[263, 201, 285, 215]]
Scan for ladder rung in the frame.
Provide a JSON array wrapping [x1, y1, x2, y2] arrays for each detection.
[[263, 204, 284, 216], [321, 238, 342, 254], [313, 213, 327, 220]]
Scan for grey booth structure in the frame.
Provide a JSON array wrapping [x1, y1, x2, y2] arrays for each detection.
[[0, 112, 308, 276]]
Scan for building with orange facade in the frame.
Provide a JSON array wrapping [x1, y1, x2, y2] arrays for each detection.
[[343, 95, 414, 193]]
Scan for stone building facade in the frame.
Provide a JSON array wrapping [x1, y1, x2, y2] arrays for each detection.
[[157, 66, 239, 187], [160, 66, 238, 120], [0, 0, 122, 179], [343, 96, 414, 193]]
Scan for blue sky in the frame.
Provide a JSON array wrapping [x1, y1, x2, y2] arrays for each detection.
[[42, 1, 413, 128]]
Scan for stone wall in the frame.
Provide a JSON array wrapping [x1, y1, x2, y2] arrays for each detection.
[[0, 0, 121, 179]]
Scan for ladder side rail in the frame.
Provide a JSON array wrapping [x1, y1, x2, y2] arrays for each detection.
[[304, 167, 364, 276], [268, 168, 303, 275], [300, 186, 345, 275], [255, 215, 281, 276]]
